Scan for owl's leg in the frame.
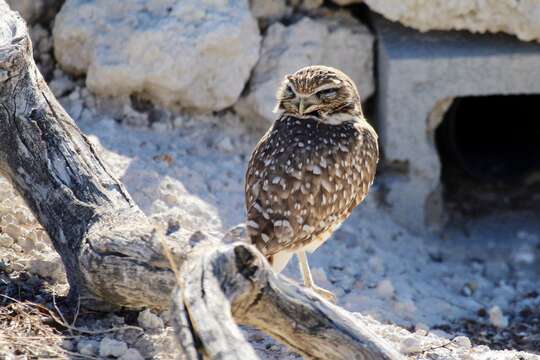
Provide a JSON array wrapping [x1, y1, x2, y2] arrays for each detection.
[[270, 250, 294, 273], [297, 251, 336, 303]]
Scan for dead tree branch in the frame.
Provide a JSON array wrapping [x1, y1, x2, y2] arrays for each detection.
[[0, 3, 403, 359], [173, 243, 403, 359]]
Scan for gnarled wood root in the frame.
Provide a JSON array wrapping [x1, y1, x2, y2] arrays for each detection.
[[0, 3, 403, 359]]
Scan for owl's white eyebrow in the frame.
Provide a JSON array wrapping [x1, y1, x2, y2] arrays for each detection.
[[302, 84, 341, 97], [314, 83, 341, 92], [286, 82, 340, 97]]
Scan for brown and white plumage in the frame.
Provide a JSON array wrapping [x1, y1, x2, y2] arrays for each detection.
[[245, 65, 378, 301]]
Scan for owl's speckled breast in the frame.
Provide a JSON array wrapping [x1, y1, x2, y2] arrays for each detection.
[[245, 114, 378, 257]]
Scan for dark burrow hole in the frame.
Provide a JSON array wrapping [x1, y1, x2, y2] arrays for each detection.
[[435, 95, 540, 216]]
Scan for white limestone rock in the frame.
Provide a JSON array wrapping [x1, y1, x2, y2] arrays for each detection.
[[53, 0, 261, 112], [235, 13, 374, 124], [364, 0, 540, 43]]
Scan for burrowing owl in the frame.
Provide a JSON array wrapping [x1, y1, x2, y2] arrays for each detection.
[[245, 65, 378, 301]]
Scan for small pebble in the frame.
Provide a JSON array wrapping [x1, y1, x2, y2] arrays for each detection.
[[0, 234, 14, 247], [18, 237, 35, 252], [1, 214, 16, 225], [248, 332, 265, 342], [415, 323, 429, 333], [429, 329, 452, 339], [394, 300, 416, 318], [159, 309, 171, 325], [473, 345, 490, 353], [119, 348, 145, 360], [217, 137, 234, 153], [461, 282, 476, 297], [49, 76, 75, 97], [488, 305, 508, 328], [400, 336, 422, 354], [11, 243, 23, 254], [77, 340, 99, 356], [14, 210, 31, 224], [376, 279, 394, 299], [4, 223, 22, 239], [453, 336, 472, 349], [99, 337, 128, 357], [61, 339, 75, 351], [138, 309, 164, 330]]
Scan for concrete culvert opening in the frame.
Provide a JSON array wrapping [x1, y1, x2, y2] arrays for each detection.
[[435, 95, 540, 217]]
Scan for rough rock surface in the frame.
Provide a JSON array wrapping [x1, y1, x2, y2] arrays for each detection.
[[235, 13, 374, 124], [53, 0, 261, 112], [364, 0, 540, 43]]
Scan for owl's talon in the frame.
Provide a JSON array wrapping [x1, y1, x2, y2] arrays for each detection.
[[310, 285, 337, 303]]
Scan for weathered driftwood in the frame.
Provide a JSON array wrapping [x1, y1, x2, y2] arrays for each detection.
[[175, 243, 403, 359], [0, 3, 403, 359], [0, 1, 176, 310]]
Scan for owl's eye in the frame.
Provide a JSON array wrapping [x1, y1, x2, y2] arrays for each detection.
[[317, 88, 337, 99], [283, 85, 294, 98]]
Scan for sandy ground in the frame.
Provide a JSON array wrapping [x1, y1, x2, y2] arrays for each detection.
[[1, 84, 539, 359]]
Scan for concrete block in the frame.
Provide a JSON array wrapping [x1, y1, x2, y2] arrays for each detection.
[[373, 16, 540, 231]]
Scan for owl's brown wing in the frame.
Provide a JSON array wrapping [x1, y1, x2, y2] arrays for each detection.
[[287, 121, 379, 254], [245, 116, 378, 256], [245, 123, 275, 211], [344, 122, 379, 215]]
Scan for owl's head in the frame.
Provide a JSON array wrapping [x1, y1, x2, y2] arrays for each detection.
[[274, 65, 363, 125]]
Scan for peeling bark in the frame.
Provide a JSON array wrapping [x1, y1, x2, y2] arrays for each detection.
[[0, 3, 403, 359]]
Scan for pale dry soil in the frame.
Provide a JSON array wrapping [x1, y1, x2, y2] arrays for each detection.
[[0, 90, 539, 359]]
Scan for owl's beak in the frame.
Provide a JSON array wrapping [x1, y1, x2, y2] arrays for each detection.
[[298, 98, 305, 115]]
